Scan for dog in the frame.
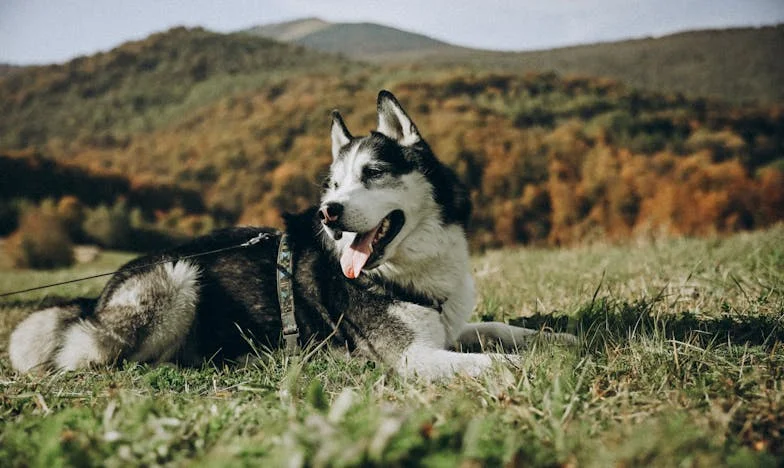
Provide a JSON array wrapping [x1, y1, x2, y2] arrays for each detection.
[[8, 91, 574, 381]]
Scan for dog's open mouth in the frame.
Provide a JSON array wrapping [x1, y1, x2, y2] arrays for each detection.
[[340, 210, 405, 279]]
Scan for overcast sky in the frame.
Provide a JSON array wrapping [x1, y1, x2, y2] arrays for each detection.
[[1, 0, 782, 65]]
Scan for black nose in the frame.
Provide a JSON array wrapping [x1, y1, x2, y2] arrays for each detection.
[[318, 202, 343, 224]]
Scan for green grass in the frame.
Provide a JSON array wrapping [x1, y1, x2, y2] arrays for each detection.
[[1, 227, 783, 466], [0, 250, 135, 299]]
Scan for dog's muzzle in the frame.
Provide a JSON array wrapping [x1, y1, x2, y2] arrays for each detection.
[[319, 202, 345, 239], [318, 202, 343, 225]]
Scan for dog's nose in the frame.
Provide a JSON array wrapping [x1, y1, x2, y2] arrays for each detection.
[[318, 202, 343, 224]]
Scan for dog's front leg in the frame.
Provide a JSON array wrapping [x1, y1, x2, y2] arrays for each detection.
[[457, 322, 577, 352], [382, 302, 520, 381], [394, 344, 519, 381]]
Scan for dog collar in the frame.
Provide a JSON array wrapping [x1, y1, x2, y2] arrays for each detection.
[[276, 233, 299, 352]]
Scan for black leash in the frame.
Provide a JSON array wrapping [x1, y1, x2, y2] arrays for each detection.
[[0, 232, 275, 299]]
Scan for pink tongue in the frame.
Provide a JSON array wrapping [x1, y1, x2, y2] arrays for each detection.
[[340, 231, 376, 279]]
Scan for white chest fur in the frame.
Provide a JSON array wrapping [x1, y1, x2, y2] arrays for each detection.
[[370, 223, 475, 339]]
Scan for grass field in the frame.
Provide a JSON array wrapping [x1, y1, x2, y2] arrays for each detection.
[[0, 227, 782, 467]]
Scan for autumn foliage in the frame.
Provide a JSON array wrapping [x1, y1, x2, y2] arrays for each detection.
[[5, 202, 74, 269], [0, 28, 782, 256]]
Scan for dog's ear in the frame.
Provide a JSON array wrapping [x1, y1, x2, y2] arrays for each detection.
[[331, 110, 352, 159], [377, 90, 421, 146]]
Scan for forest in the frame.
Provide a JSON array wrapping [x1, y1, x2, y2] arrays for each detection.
[[0, 27, 782, 265]]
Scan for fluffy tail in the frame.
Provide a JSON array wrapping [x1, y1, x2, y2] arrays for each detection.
[[8, 298, 95, 373]]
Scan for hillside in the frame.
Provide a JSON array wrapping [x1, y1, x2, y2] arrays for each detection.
[[0, 27, 354, 148], [246, 19, 784, 104], [4, 72, 782, 249], [0, 27, 782, 251]]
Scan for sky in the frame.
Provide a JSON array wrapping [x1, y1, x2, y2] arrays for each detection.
[[1, 0, 782, 65]]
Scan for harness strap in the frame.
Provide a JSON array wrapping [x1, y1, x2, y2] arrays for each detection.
[[276, 233, 299, 353]]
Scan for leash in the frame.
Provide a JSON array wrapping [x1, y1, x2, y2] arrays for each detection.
[[0, 232, 276, 299]]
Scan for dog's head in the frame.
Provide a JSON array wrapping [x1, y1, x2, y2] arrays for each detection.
[[320, 90, 470, 279]]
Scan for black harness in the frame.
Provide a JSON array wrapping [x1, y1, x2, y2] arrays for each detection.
[[275, 233, 299, 352]]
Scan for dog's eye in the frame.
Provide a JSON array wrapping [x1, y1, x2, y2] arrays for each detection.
[[362, 166, 384, 181]]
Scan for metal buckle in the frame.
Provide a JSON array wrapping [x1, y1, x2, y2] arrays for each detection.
[[283, 329, 300, 354]]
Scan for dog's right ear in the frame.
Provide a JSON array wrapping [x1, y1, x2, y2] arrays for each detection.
[[377, 90, 421, 146], [331, 110, 352, 160]]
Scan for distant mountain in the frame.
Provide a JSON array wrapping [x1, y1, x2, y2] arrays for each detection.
[[245, 17, 332, 41], [246, 18, 461, 58], [246, 19, 783, 103]]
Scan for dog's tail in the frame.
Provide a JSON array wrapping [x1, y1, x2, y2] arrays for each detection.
[[8, 298, 96, 373]]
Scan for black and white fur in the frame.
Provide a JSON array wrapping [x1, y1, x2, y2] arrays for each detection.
[[8, 91, 573, 381]]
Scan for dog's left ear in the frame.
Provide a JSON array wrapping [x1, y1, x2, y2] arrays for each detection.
[[377, 90, 421, 146], [331, 110, 352, 160]]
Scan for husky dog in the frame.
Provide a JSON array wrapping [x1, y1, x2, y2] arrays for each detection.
[[9, 91, 573, 381]]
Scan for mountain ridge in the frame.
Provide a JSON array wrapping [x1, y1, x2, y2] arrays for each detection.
[[246, 19, 784, 103], [246, 18, 458, 57]]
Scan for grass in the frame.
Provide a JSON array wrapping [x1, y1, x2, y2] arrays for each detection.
[[0, 227, 782, 466]]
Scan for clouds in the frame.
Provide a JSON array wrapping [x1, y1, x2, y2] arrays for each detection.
[[0, 0, 782, 64]]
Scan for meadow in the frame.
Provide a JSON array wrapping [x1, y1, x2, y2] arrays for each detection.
[[0, 226, 782, 466]]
